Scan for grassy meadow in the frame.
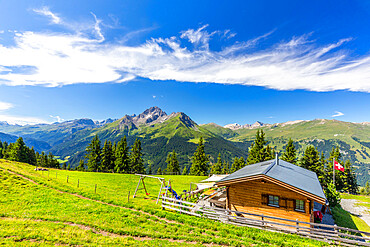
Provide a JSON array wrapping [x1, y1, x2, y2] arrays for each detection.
[[0, 159, 329, 246], [332, 193, 370, 233]]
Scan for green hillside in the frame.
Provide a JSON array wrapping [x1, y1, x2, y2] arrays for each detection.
[[203, 119, 370, 185], [50, 112, 247, 173], [0, 160, 327, 246], [1, 108, 369, 185]]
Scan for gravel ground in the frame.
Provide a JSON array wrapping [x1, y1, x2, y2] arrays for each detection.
[[341, 199, 370, 227]]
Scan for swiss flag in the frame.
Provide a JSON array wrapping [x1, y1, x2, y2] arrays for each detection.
[[334, 160, 344, 172]]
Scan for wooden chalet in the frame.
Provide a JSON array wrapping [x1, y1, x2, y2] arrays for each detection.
[[216, 158, 326, 224]]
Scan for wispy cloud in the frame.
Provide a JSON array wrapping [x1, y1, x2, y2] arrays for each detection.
[[0, 114, 50, 125], [49, 115, 64, 122], [332, 111, 344, 117], [33, 6, 61, 24], [0, 9, 370, 92], [0, 101, 13, 111]]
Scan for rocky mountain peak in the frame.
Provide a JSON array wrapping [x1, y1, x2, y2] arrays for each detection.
[[176, 112, 196, 128], [136, 106, 168, 124], [71, 118, 96, 126], [251, 121, 264, 128], [224, 121, 265, 130], [224, 123, 242, 130]]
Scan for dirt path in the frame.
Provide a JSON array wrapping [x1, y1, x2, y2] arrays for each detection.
[[341, 199, 370, 227]]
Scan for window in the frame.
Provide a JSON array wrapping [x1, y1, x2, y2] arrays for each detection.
[[295, 199, 305, 212], [268, 195, 279, 207]]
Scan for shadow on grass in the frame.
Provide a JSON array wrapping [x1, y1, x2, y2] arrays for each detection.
[[332, 205, 359, 231]]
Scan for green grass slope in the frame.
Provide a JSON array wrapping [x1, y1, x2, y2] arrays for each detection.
[[203, 119, 370, 185], [0, 160, 327, 246], [51, 113, 247, 172]]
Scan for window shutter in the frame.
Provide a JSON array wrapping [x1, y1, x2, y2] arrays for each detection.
[[287, 199, 294, 210], [261, 194, 268, 205], [280, 198, 288, 209]]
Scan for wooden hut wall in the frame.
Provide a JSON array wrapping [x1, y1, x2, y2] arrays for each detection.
[[227, 179, 312, 224]]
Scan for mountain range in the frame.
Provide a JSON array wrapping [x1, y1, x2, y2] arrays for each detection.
[[0, 106, 369, 185]]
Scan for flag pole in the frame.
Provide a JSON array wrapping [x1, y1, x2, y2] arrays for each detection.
[[333, 158, 335, 189]]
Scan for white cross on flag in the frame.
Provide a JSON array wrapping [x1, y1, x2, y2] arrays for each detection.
[[334, 160, 344, 172]]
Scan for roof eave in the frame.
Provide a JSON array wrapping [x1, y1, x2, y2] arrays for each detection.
[[216, 174, 326, 205]]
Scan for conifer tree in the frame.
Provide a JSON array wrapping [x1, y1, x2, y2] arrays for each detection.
[[246, 130, 271, 165], [0, 141, 3, 159], [318, 152, 327, 186], [230, 157, 239, 173], [147, 164, 152, 175], [40, 151, 48, 167], [62, 163, 67, 170], [85, 135, 102, 172], [327, 146, 346, 190], [343, 160, 358, 194], [67, 163, 71, 170], [281, 138, 297, 164], [15, 137, 28, 163], [210, 153, 223, 175], [365, 181, 370, 195], [157, 167, 162, 175], [182, 166, 188, 175], [101, 140, 115, 172], [166, 150, 180, 175], [300, 145, 323, 182], [77, 160, 86, 171], [28, 147, 37, 166], [114, 136, 130, 173], [238, 157, 246, 169], [130, 139, 145, 173], [265, 145, 275, 160], [189, 137, 209, 176], [222, 161, 230, 174], [47, 152, 60, 168], [1, 142, 8, 158]]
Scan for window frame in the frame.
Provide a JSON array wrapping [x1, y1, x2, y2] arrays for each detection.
[[294, 199, 305, 212], [267, 195, 280, 208]]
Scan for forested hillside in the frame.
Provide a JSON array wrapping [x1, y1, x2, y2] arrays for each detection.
[[0, 108, 369, 185]]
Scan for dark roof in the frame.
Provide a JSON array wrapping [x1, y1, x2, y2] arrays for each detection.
[[217, 159, 326, 201]]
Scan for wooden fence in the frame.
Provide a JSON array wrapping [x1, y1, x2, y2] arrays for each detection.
[[162, 196, 370, 246]]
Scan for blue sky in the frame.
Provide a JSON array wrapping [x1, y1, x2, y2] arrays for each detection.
[[0, 0, 369, 125]]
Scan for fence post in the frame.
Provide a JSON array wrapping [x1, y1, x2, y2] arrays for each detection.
[[296, 219, 299, 233], [128, 191, 130, 203], [334, 224, 340, 245], [67, 176, 69, 183], [261, 214, 265, 227], [77, 179, 79, 188], [95, 184, 97, 193]]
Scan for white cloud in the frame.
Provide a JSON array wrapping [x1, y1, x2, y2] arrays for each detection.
[[332, 111, 344, 117], [90, 12, 105, 42], [0, 114, 50, 125], [0, 10, 370, 92], [0, 101, 13, 111], [33, 6, 61, 24], [152, 95, 157, 99], [49, 115, 64, 122]]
